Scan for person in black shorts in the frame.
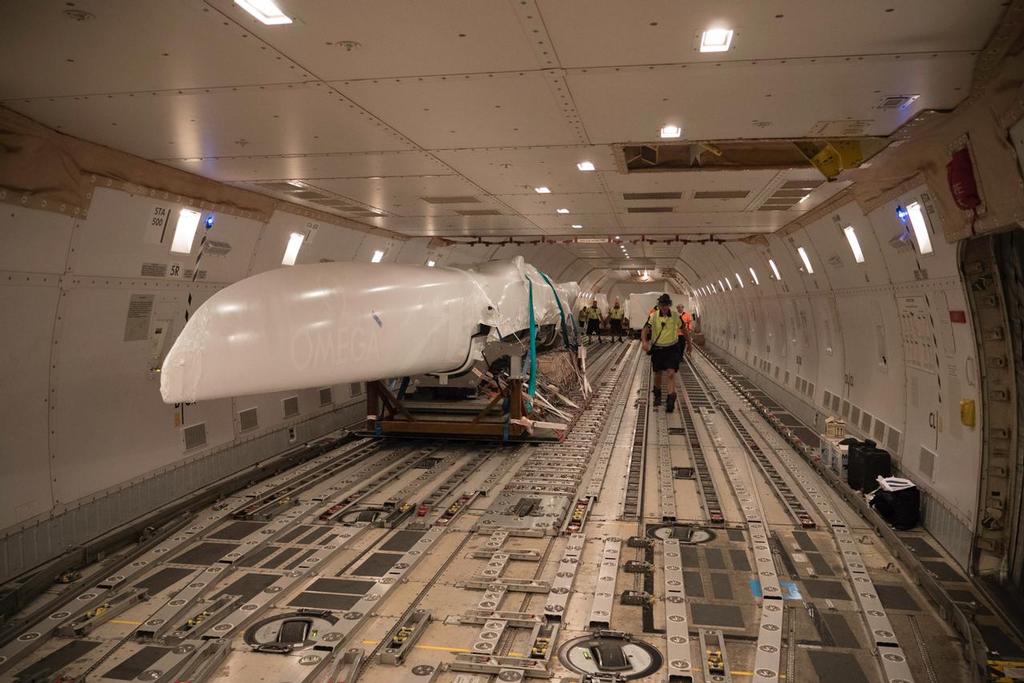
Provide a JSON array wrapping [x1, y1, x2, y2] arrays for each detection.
[[641, 293, 683, 412], [607, 299, 625, 342]]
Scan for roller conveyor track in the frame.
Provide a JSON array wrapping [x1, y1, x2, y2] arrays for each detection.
[[686, 357, 818, 529], [2, 339, 982, 683], [676, 362, 725, 525]]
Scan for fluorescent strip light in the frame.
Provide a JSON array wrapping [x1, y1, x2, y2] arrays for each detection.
[[724, 277, 733, 291], [371, 249, 385, 263], [700, 27, 734, 52], [572, 224, 583, 229], [797, 246, 814, 274], [660, 124, 682, 139], [719, 279, 726, 290], [576, 161, 595, 171], [735, 273, 744, 288], [534, 186, 551, 194], [749, 267, 760, 285], [768, 258, 781, 280], [426, 260, 436, 267], [234, 0, 292, 25], [170, 208, 202, 254], [556, 208, 570, 214], [843, 225, 865, 263], [906, 201, 934, 255], [281, 232, 304, 266], [711, 283, 717, 293]]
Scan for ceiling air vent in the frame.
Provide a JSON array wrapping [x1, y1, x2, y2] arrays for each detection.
[[877, 94, 919, 110], [421, 196, 479, 204], [239, 407, 258, 432], [693, 190, 750, 200], [622, 192, 682, 200], [290, 190, 329, 200], [204, 240, 232, 256], [256, 181, 305, 192], [627, 206, 674, 213], [455, 209, 502, 216], [319, 387, 333, 407], [886, 427, 902, 453], [183, 423, 207, 450], [350, 382, 364, 397], [282, 395, 300, 418], [918, 446, 936, 479], [781, 179, 824, 190]]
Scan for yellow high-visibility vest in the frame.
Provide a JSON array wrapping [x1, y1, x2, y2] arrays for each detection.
[[647, 312, 681, 346]]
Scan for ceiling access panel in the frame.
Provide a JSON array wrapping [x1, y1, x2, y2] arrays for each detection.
[[310, 176, 488, 217], [434, 147, 615, 196], [497, 192, 615, 215], [0, 0, 303, 99], [178, 151, 452, 184], [539, 0, 1003, 68], [339, 71, 583, 149], [8, 82, 413, 163], [566, 54, 975, 143], [205, 0, 540, 80]]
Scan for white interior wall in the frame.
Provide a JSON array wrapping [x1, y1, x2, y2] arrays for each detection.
[[686, 182, 983, 561], [0, 186, 581, 534]]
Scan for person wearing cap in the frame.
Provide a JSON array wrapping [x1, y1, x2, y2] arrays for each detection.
[[641, 293, 682, 412], [585, 300, 602, 343], [607, 299, 625, 342]]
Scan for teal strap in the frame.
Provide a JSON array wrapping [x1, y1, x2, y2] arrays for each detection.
[[538, 271, 577, 351], [526, 279, 538, 412]]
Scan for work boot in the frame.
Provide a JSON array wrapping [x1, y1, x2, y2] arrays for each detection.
[[652, 387, 662, 407], [666, 393, 676, 413]]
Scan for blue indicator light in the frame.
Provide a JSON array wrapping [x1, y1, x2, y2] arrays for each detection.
[[896, 205, 909, 223], [205, 214, 215, 229]]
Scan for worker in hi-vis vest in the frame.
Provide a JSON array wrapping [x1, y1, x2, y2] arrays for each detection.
[[585, 300, 602, 343], [676, 304, 693, 359], [607, 299, 625, 342], [642, 293, 683, 412]]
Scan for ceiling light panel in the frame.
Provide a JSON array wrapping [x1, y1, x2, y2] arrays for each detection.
[[906, 201, 934, 255], [234, 0, 292, 25], [13, 83, 413, 161], [540, 3, 1002, 69], [843, 225, 866, 263], [700, 27, 734, 53], [342, 71, 581, 149]]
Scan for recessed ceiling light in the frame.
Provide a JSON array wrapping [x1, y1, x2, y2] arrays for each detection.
[[615, 235, 620, 239], [768, 258, 781, 280], [234, 0, 292, 25], [556, 208, 570, 214], [700, 27, 733, 53], [534, 186, 551, 194], [576, 161, 595, 172], [571, 224, 583, 229], [749, 267, 760, 285], [426, 259, 436, 267], [371, 249, 385, 263], [659, 124, 682, 139]]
